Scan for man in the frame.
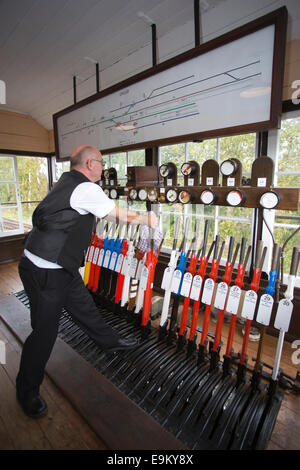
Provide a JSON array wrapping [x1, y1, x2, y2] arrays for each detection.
[[16, 145, 158, 419]]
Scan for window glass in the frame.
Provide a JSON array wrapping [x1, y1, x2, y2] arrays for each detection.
[[128, 149, 145, 166], [110, 152, 127, 179], [274, 225, 300, 276], [277, 117, 300, 172], [53, 160, 70, 181], [160, 143, 186, 185], [273, 114, 300, 278], [17, 156, 49, 230], [187, 139, 217, 166], [0, 157, 15, 181], [219, 133, 256, 172]]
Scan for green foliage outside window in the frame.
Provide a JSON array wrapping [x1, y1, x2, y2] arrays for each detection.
[[274, 117, 300, 274]]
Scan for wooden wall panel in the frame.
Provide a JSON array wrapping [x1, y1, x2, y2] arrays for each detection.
[[0, 110, 51, 154]]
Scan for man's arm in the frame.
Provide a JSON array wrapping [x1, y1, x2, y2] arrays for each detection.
[[104, 206, 158, 228]]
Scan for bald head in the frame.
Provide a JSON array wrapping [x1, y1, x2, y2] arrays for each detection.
[[70, 145, 100, 169], [70, 145, 104, 182]]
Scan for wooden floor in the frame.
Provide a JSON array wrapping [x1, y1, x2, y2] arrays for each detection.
[[0, 261, 299, 450], [0, 262, 107, 450]]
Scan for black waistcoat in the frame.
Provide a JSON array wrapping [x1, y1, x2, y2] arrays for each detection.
[[25, 170, 95, 274]]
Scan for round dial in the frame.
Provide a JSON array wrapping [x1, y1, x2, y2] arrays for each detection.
[[226, 190, 245, 207], [148, 188, 158, 202], [178, 190, 192, 204], [181, 162, 194, 176], [220, 159, 238, 176], [103, 188, 110, 197], [138, 188, 148, 201], [166, 188, 178, 203], [259, 191, 280, 209], [129, 188, 137, 200], [159, 164, 170, 178], [110, 188, 118, 199], [200, 189, 217, 205]]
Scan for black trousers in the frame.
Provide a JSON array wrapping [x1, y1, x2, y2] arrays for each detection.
[[16, 256, 120, 397]]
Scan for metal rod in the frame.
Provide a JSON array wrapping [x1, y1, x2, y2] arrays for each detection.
[[73, 76, 77, 104], [151, 24, 157, 66], [96, 62, 100, 93], [194, 0, 200, 46]]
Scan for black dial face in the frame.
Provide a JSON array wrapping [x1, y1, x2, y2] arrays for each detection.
[[181, 162, 193, 176], [129, 188, 137, 200], [220, 159, 237, 176], [200, 190, 216, 205], [166, 189, 177, 203], [160, 164, 170, 178], [226, 190, 244, 206], [259, 191, 279, 209], [179, 190, 192, 204], [138, 188, 148, 201]]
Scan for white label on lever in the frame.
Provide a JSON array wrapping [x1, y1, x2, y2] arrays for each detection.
[[180, 272, 193, 297], [140, 266, 149, 291], [274, 298, 293, 332], [97, 248, 105, 266], [92, 247, 99, 264], [115, 253, 124, 273], [88, 246, 95, 262], [121, 255, 128, 275], [129, 257, 138, 277], [190, 275, 203, 301], [256, 294, 274, 326], [103, 250, 111, 268], [161, 266, 173, 290], [136, 258, 145, 280], [214, 282, 228, 310], [171, 269, 182, 294], [226, 285, 242, 315], [109, 251, 117, 270], [241, 290, 257, 320], [201, 278, 215, 305]]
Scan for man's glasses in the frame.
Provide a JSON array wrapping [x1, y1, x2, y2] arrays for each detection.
[[91, 159, 104, 165]]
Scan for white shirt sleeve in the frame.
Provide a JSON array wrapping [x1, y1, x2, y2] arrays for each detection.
[[70, 182, 115, 218]]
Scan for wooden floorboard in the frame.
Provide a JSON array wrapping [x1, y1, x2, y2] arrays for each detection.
[[0, 319, 107, 450], [0, 261, 299, 450]]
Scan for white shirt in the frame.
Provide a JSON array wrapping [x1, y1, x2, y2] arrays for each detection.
[[25, 182, 115, 269]]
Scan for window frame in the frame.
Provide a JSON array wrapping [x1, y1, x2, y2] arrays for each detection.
[[0, 155, 24, 237]]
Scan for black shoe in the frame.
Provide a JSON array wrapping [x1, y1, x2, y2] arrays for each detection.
[[104, 337, 139, 352], [17, 392, 48, 419]]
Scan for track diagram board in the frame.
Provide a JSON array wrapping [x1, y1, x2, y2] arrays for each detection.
[[54, 13, 284, 159]]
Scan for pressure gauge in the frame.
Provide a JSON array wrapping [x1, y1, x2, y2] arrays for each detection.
[[110, 188, 118, 199], [226, 190, 245, 207], [138, 188, 148, 201], [166, 188, 178, 203], [129, 188, 137, 200], [259, 191, 280, 209], [220, 159, 238, 176], [159, 163, 174, 178], [147, 188, 158, 202], [103, 188, 110, 197], [178, 190, 193, 204], [181, 162, 195, 176], [200, 189, 217, 205]]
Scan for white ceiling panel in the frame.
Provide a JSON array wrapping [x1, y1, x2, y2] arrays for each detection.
[[1, 0, 293, 133]]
